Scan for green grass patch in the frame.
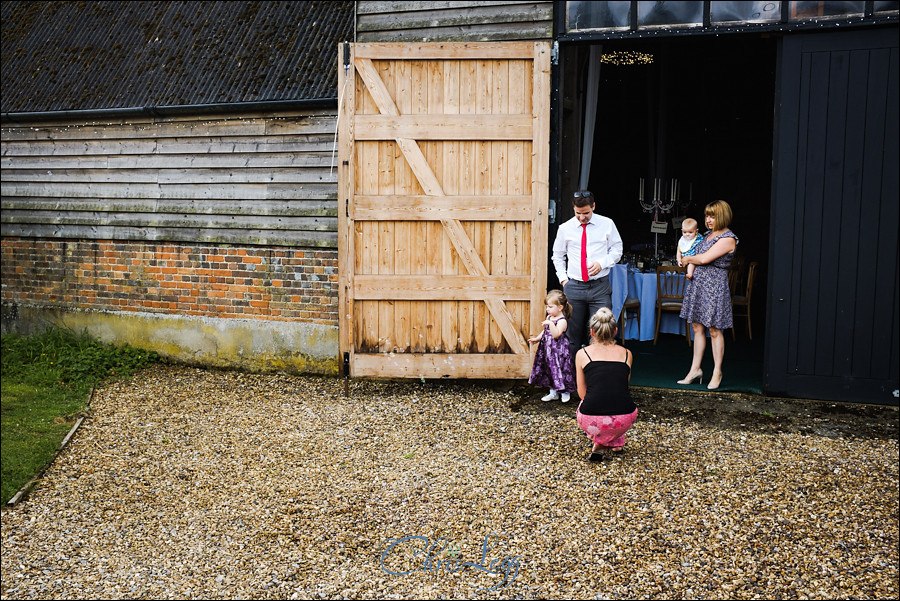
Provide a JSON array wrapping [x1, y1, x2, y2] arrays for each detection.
[[1, 328, 160, 503]]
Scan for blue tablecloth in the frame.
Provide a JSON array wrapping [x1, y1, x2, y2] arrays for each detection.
[[610, 264, 691, 341]]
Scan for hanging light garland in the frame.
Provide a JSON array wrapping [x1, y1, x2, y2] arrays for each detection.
[[600, 51, 654, 66]]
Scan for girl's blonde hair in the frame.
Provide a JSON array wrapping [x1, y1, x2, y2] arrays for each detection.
[[589, 307, 617, 343], [545, 290, 572, 319]]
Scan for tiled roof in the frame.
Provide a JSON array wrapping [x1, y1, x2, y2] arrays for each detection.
[[1, 0, 354, 114]]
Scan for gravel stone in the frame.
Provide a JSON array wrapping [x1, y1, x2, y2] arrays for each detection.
[[1, 364, 897, 599]]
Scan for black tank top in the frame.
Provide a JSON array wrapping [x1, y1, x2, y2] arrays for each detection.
[[579, 347, 636, 416]]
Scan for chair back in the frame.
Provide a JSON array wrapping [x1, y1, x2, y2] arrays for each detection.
[[729, 254, 745, 286], [727, 266, 741, 296], [745, 261, 759, 302], [657, 265, 687, 300]]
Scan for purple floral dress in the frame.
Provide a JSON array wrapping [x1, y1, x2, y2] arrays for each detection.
[[680, 230, 739, 329], [529, 316, 576, 393]]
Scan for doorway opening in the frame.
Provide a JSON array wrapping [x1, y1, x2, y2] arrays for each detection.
[[556, 33, 777, 392]]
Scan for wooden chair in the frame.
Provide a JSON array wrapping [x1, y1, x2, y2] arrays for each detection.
[[732, 261, 758, 340], [728, 254, 745, 296], [654, 265, 691, 346], [617, 296, 641, 346], [727, 265, 741, 297]]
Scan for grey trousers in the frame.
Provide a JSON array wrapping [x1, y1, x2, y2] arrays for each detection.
[[563, 276, 612, 358]]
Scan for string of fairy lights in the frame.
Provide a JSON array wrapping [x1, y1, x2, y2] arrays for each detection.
[[600, 50, 654, 65]]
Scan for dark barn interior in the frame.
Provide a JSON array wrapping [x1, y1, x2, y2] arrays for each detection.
[[556, 34, 778, 389]]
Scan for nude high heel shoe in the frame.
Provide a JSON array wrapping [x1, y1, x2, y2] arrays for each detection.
[[707, 372, 723, 390], [677, 369, 703, 385]]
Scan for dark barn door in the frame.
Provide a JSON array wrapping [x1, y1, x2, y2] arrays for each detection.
[[767, 27, 899, 404]]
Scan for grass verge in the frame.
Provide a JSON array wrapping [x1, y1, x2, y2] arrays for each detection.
[[1, 328, 160, 503]]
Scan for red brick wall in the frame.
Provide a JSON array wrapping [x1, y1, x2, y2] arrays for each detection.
[[1, 238, 339, 325]]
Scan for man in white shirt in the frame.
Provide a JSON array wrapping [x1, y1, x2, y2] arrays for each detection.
[[552, 190, 624, 359]]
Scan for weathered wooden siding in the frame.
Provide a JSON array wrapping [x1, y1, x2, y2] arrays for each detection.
[[356, 1, 553, 42], [1, 111, 339, 248]]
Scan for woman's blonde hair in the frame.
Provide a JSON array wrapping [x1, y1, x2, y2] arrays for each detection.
[[704, 200, 733, 230], [589, 307, 617, 343], [545, 290, 572, 319]]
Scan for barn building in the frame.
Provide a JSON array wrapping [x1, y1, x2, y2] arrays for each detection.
[[2, 1, 898, 404], [2, 1, 353, 374]]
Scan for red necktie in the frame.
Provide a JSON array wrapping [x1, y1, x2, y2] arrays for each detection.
[[580, 223, 589, 282]]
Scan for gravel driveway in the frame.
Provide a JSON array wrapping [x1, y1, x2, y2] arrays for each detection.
[[2, 364, 897, 599]]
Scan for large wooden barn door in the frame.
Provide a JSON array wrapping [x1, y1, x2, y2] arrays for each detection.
[[338, 42, 550, 378]]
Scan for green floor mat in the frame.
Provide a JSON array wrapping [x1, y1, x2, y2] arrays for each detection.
[[623, 332, 764, 394]]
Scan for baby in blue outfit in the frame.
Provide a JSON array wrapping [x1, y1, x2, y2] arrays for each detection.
[[677, 218, 702, 279]]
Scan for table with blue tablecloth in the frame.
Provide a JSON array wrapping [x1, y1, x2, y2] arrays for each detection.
[[610, 264, 691, 341]]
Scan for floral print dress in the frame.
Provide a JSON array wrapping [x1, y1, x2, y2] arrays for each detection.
[[680, 230, 739, 329]]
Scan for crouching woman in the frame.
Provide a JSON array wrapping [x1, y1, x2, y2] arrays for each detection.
[[574, 308, 638, 462]]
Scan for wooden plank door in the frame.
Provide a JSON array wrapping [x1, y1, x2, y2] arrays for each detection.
[[338, 42, 551, 378]]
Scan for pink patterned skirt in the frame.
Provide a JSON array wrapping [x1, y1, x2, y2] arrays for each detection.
[[576, 406, 638, 449]]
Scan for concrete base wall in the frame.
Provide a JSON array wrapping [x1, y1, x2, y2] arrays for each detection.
[[1, 304, 340, 375]]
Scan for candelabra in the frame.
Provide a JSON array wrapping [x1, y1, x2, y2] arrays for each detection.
[[637, 178, 687, 261], [638, 177, 679, 214], [674, 186, 693, 216]]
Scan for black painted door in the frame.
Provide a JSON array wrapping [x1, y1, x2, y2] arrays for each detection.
[[767, 27, 899, 404]]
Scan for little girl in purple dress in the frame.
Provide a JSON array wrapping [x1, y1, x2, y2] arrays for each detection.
[[528, 290, 577, 402]]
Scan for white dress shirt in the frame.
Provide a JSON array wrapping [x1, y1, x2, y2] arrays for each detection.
[[552, 213, 623, 283]]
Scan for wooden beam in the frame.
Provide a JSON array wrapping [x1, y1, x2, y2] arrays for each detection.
[[351, 352, 531, 378], [441, 218, 529, 354], [338, 41, 356, 360], [442, 218, 488, 276], [1, 181, 337, 201], [0, 198, 337, 217], [351, 195, 531, 220], [354, 57, 444, 196], [0, 224, 337, 247], [395, 139, 443, 195], [354, 114, 533, 140], [530, 42, 552, 341], [483, 297, 529, 354], [354, 42, 538, 60], [353, 274, 531, 300], [353, 57, 400, 116], [0, 210, 335, 232]]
